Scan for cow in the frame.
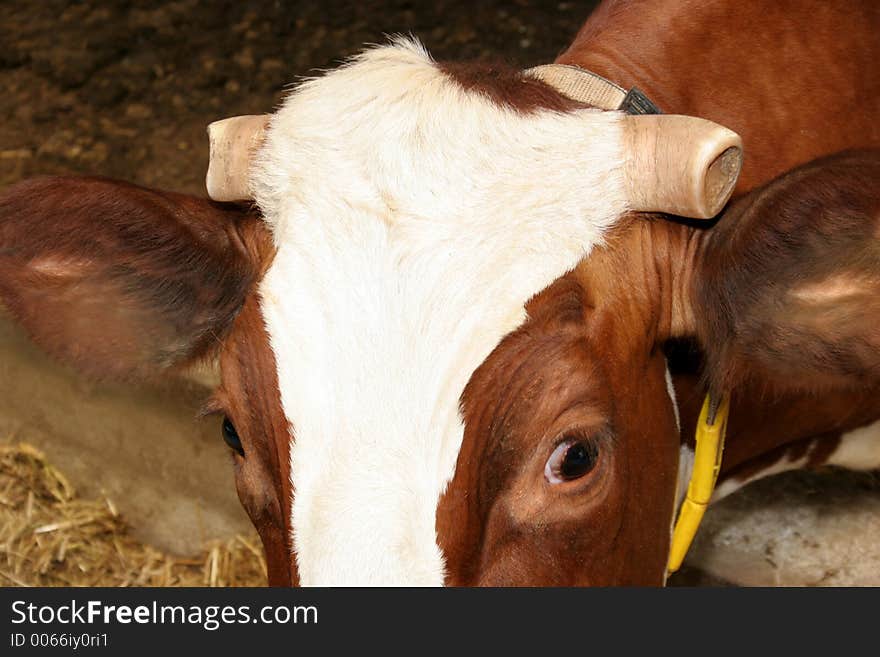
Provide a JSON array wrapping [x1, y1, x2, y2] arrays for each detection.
[[0, 0, 878, 586]]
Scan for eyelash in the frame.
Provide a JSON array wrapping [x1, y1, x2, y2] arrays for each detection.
[[199, 395, 227, 419]]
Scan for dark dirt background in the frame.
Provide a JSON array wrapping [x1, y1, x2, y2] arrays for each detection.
[[0, 0, 599, 193]]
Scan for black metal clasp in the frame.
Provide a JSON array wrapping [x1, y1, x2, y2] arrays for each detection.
[[619, 87, 662, 115]]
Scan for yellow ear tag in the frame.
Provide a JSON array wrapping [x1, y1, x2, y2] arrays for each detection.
[[667, 393, 729, 574]]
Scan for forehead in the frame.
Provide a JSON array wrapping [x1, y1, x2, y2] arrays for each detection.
[[245, 39, 630, 584], [250, 39, 623, 223], [463, 275, 604, 406]]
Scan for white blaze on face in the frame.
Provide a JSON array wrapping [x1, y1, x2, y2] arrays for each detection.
[[251, 38, 629, 585]]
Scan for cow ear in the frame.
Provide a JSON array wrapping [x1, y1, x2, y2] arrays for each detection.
[[0, 176, 258, 381], [689, 150, 880, 395]]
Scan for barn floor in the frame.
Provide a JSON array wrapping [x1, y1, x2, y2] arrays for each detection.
[[0, 1, 878, 587], [679, 469, 880, 586], [0, 441, 265, 587], [0, 0, 601, 193]]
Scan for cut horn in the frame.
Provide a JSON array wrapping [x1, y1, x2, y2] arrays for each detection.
[[621, 115, 743, 218], [206, 115, 269, 202]]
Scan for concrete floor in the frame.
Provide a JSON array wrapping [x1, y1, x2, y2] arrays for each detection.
[[675, 469, 880, 586]]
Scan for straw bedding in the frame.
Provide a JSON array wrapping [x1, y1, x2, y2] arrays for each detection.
[[0, 441, 266, 587]]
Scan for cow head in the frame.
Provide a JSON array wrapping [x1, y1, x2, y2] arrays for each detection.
[[5, 40, 874, 585]]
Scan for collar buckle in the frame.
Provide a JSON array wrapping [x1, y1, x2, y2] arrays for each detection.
[[524, 64, 662, 114]]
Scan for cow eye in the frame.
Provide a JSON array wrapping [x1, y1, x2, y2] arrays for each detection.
[[545, 437, 598, 484], [222, 416, 244, 457]]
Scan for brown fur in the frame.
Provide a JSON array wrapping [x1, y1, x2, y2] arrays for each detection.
[[214, 278, 298, 587], [694, 150, 880, 397], [438, 60, 588, 113], [0, 176, 256, 380], [719, 432, 844, 490], [558, 0, 880, 194], [439, 273, 679, 585], [0, 176, 297, 583]]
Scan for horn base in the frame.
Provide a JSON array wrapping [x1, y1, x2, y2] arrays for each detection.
[[206, 115, 269, 202]]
